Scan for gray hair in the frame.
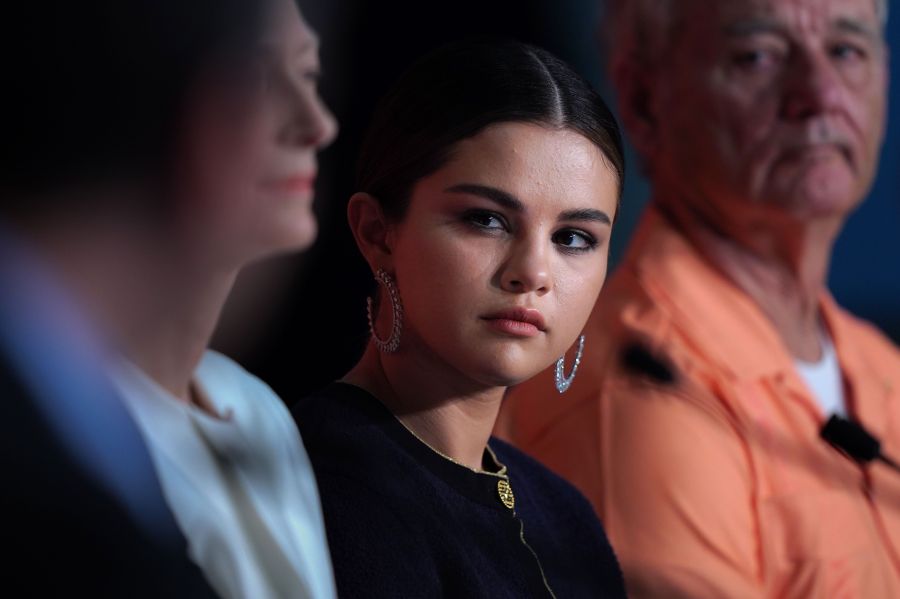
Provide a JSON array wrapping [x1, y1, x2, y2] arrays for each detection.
[[605, 0, 889, 68]]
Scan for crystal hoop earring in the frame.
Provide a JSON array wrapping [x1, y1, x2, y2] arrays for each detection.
[[555, 334, 585, 394], [366, 268, 403, 353]]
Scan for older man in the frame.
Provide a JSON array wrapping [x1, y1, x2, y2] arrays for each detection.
[[500, 0, 900, 596]]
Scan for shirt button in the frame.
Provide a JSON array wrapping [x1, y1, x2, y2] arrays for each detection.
[[497, 479, 515, 509]]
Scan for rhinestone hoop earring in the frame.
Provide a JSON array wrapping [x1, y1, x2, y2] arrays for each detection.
[[555, 334, 585, 394], [366, 268, 403, 353]]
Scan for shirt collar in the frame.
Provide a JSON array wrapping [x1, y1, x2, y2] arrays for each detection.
[[623, 206, 835, 383], [821, 293, 896, 435]]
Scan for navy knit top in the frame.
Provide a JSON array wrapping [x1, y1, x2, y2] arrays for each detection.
[[292, 383, 626, 598]]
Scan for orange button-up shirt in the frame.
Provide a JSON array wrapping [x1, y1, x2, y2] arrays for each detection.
[[498, 207, 900, 598]]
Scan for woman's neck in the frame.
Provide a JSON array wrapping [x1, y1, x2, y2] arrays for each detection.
[[343, 344, 505, 471], [124, 263, 238, 411], [22, 206, 240, 413]]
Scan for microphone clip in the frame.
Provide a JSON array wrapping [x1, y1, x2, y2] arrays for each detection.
[[820, 415, 900, 473]]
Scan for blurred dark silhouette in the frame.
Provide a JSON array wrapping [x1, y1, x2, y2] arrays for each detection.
[[1, 0, 267, 594]]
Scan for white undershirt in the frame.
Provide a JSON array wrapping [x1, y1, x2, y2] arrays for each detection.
[[795, 331, 847, 417], [113, 350, 336, 599]]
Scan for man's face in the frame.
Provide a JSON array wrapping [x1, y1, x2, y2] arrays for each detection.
[[648, 0, 888, 223]]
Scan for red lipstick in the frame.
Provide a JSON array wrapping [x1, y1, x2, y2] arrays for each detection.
[[481, 307, 546, 338]]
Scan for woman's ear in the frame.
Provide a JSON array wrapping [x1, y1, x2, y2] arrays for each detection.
[[347, 192, 394, 271]]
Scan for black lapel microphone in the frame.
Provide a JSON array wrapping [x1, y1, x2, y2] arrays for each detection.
[[820, 415, 900, 473]]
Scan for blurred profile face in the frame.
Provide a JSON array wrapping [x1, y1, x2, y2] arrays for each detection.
[[384, 122, 619, 387], [181, 0, 337, 267], [645, 0, 887, 223]]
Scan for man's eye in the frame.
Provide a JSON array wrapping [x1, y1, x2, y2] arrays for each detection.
[[732, 49, 779, 70], [830, 43, 866, 62]]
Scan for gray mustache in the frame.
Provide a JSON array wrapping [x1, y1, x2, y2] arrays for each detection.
[[781, 120, 852, 150]]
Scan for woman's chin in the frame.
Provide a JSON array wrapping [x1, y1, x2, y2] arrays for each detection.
[[469, 366, 540, 390], [264, 217, 319, 257]]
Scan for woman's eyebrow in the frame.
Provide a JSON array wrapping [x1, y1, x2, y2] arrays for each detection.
[[445, 184, 611, 225], [444, 183, 525, 213], [559, 208, 611, 225]]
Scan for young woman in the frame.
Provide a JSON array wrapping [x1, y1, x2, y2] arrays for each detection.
[[293, 39, 626, 597], [107, 0, 339, 597]]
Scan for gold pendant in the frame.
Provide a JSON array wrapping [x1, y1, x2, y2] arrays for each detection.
[[497, 479, 515, 509]]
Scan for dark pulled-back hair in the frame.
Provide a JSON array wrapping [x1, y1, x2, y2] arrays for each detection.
[[356, 38, 625, 220]]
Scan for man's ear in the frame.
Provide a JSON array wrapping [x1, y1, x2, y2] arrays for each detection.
[[611, 55, 660, 167], [347, 192, 395, 272]]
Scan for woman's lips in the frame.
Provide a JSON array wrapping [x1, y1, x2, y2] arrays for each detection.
[[263, 173, 316, 195], [481, 307, 546, 338]]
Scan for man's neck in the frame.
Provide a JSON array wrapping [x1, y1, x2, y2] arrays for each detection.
[[657, 196, 843, 361]]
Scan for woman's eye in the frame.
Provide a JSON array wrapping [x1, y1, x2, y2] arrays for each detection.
[[464, 210, 506, 231], [553, 229, 597, 252], [301, 69, 322, 85]]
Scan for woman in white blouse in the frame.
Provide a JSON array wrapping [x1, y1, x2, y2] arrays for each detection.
[[110, 0, 338, 597]]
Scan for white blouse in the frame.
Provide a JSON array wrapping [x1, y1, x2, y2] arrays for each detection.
[[113, 351, 336, 599]]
